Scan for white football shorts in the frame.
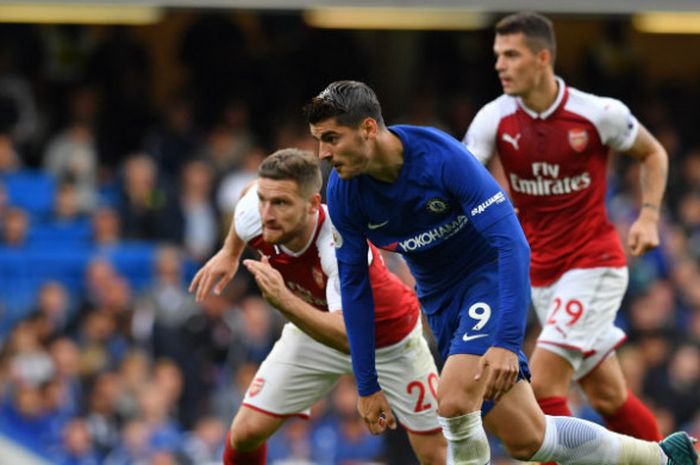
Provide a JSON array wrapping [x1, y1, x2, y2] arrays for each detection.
[[531, 267, 628, 380], [241, 319, 441, 433]]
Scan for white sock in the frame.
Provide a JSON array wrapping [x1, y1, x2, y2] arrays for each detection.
[[438, 411, 490, 465], [531, 416, 664, 465]]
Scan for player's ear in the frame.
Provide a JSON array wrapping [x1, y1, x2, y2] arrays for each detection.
[[537, 47, 552, 68], [360, 117, 378, 140], [309, 193, 322, 214]]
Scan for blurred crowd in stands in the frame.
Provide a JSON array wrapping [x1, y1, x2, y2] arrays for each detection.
[[0, 13, 698, 465]]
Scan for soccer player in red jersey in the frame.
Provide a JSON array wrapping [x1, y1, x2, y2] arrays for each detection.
[[190, 148, 445, 465], [465, 12, 667, 443]]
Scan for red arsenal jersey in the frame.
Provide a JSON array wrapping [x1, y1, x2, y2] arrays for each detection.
[[465, 78, 638, 286], [234, 186, 419, 347]]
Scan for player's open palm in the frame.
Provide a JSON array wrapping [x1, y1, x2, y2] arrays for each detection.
[[628, 215, 660, 257], [189, 249, 239, 302], [358, 390, 396, 435], [475, 347, 519, 402]]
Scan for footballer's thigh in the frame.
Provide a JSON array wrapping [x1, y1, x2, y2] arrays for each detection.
[[240, 323, 349, 421], [438, 353, 488, 416], [375, 320, 446, 465], [375, 320, 442, 434], [531, 267, 628, 380]]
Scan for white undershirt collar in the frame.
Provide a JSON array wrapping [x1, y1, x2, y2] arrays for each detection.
[[517, 76, 566, 120]]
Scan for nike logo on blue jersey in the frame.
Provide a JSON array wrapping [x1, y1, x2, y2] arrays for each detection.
[[367, 220, 389, 230], [462, 333, 489, 342]]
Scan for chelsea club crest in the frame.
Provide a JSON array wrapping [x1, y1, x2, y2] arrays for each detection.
[[426, 198, 449, 214]]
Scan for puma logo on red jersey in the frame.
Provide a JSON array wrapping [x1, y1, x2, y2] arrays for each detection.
[[502, 132, 522, 150]]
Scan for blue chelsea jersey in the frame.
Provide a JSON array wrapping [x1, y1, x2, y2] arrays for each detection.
[[328, 125, 516, 303], [327, 125, 530, 396]]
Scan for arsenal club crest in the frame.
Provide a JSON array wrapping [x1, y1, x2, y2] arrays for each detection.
[[568, 128, 589, 153], [248, 377, 265, 397]]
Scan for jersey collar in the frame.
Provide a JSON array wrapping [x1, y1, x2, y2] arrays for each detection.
[[279, 208, 323, 258], [517, 76, 567, 120]]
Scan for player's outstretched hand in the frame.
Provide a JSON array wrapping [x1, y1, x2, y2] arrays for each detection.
[[358, 390, 396, 435], [243, 256, 291, 309], [189, 249, 239, 302], [475, 347, 519, 402], [628, 213, 660, 257]]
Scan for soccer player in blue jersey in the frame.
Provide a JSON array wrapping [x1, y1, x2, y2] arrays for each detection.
[[304, 80, 698, 465]]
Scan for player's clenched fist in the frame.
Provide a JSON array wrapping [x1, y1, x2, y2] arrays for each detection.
[[358, 390, 397, 435]]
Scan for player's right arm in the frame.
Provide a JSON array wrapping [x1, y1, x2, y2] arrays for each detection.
[[463, 100, 513, 193], [189, 214, 245, 302], [463, 99, 501, 165], [326, 175, 380, 397], [189, 183, 258, 302]]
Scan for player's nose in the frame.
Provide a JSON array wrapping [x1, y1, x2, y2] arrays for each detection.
[[495, 55, 506, 72], [318, 142, 333, 161]]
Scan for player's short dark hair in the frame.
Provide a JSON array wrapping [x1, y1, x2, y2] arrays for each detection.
[[303, 80, 384, 128], [495, 12, 556, 63], [259, 148, 322, 198]]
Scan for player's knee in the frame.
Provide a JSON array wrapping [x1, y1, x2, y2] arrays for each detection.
[[437, 394, 479, 418], [586, 389, 626, 416], [437, 398, 463, 418], [500, 435, 543, 461], [229, 422, 267, 451]]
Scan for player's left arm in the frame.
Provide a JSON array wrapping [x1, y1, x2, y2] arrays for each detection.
[[622, 123, 668, 256]]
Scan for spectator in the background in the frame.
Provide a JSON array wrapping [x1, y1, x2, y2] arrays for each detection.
[[136, 382, 182, 452], [237, 295, 279, 365], [0, 128, 21, 173], [143, 93, 202, 182], [153, 359, 184, 416], [0, 381, 53, 455], [0, 45, 41, 156], [114, 350, 150, 421], [134, 245, 196, 335], [325, 375, 385, 465], [199, 99, 255, 178], [30, 281, 72, 342], [103, 419, 152, 465], [179, 159, 218, 261], [76, 310, 128, 377], [1, 206, 29, 247], [56, 418, 100, 465], [645, 343, 700, 429], [48, 338, 83, 409], [181, 415, 226, 465], [216, 146, 265, 216], [53, 181, 89, 222], [119, 153, 183, 242], [84, 371, 122, 459], [91, 206, 121, 247], [68, 258, 120, 336], [676, 192, 700, 259], [43, 85, 99, 213], [209, 361, 258, 427]]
